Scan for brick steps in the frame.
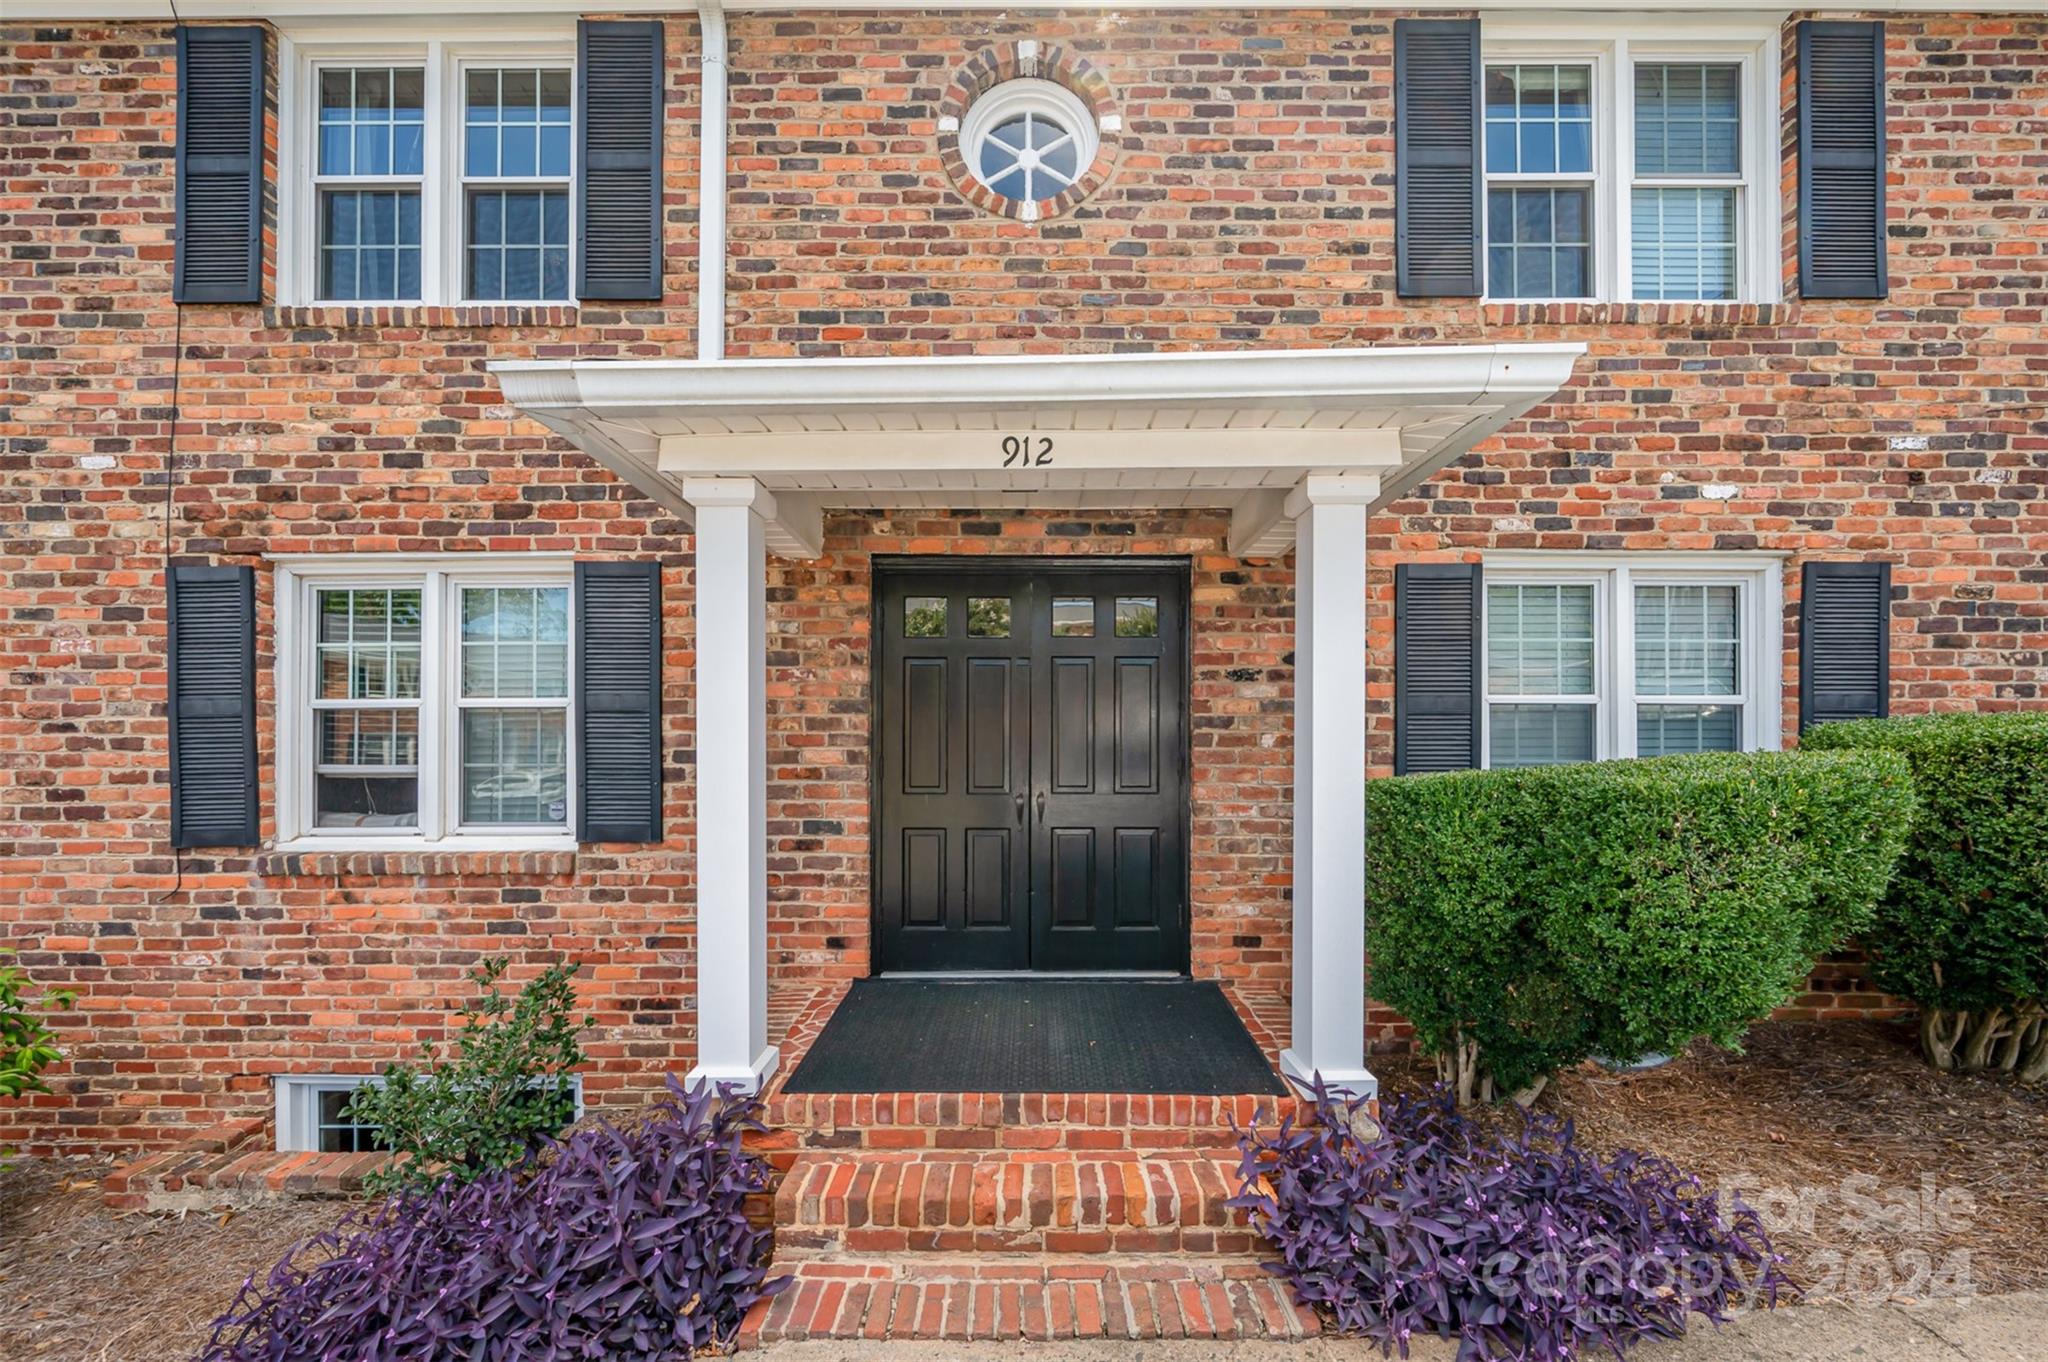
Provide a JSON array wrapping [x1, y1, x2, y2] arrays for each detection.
[[773, 1149, 1259, 1256], [741, 1255, 1320, 1344], [758, 1089, 1301, 1157], [101, 1116, 393, 1212]]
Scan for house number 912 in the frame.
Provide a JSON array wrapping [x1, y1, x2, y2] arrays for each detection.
[[1000, 435, 1054, 467]]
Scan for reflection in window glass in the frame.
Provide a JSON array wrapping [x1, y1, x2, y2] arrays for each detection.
[[967, 597, 1011, 637], [315, 67, 425, 302], [1051, 598, 1094, 637], [1486, 582, 1598, 769], [318, 1085, 388, 1154], [904, 597, 947, 638], [1484, 64, 1593, 175], [459, 586, 571, 828], [314, 587, 423, 828], [1114, 597, 1159, 637], [463, 67, 572, 301]]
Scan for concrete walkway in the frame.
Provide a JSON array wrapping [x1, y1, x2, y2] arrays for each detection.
[[755, 1290, 2048, 1362]]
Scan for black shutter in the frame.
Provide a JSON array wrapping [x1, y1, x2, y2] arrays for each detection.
[[1395, 18, 1483, 298], [576, 561, 663, 842], [1395, 563, 1484, 774], [168, 565, 258, 847], [1798, 21, 1887, 299], [1800, 561, 1891, 733], [174, 26, 265, 305], [576, 20, 665, 301]]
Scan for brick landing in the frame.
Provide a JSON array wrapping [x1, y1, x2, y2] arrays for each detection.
[[744, 980, 1323, 1343]]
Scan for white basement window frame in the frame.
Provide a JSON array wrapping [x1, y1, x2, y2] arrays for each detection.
[[1480, 552, 1784, 768], [275, 1073, 584, 1153], [277, 26, 577, 308], [273, 554, 579, 852], [1480, 14, 1780, 305]]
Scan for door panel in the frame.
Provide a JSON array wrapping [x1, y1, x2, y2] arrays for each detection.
[[875, 563, 1187, 974]]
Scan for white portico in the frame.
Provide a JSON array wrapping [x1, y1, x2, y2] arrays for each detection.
[[494, 343, 1582, 1097]]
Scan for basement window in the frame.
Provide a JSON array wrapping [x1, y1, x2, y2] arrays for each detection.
[[275, 1074, 583, 1153]]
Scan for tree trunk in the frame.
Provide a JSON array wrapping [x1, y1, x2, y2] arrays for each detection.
[[1437, 1032, 1496, 1108], [1920, 1009, 1967, 1072], [1959, 1008, 2012, 1072]]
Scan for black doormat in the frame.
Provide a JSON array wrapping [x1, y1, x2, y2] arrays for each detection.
[[780, 978, 1286, 1096]]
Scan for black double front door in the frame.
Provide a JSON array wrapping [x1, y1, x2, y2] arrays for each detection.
[[875, 561, 1189, 973]]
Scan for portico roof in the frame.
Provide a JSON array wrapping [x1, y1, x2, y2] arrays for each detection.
[[491, 343, 1582, 558]]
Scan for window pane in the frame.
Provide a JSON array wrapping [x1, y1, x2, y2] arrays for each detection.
[[315, 589, 422, 698], [462, 708, 569, 825], [904, 597, 946, 637], [316, 67, 426, 177], [1051, 598, 1095, 637], [466, 190, 571, 301], [1483, 64, 1594, 175], [319, 190, 422, 301], [967, 597, 1011, 638], [1631, 188, 1737, 300], [1487, 583, 1595, 695], [466, 67, 570, 180], [1486, 188, 1592, 299], [1634, 62, 1741, 177], [1490, 704, 1596, 768], [1634, 583, 1739, 696], [1114, 597, 1159, 637], [461, 587, 569, 699], [317, 1087, 387, 1154], [319, 708, 419, 768], [1637, 704, 1741, 756]]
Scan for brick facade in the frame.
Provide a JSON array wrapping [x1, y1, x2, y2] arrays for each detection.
[[4, 10, 2045, 1154]]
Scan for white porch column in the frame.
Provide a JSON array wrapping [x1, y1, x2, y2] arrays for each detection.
[[682, 477, 778, 1093], [1281, 475, 1379, 1101]]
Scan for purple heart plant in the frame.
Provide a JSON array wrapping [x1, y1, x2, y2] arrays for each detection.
[[201, 1077, 788, 1361], [1230, 1080, 1790, 1362]]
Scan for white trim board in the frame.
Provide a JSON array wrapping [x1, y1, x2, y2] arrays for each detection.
[[491, 344, 1584, 548], [21, 2, 2040, 18]]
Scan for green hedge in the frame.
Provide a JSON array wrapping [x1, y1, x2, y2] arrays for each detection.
[[1366, 749, 1914, 1100], [1803, 712, 2048, 1075]]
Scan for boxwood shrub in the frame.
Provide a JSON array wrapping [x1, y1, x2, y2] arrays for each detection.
[[1365, 749, 1913, 1103], [1803, 712, 2048, 1081]]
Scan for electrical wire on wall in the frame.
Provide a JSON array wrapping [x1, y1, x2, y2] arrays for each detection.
[[156, 0, 189, 905]]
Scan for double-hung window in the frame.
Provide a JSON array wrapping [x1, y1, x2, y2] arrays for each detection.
[[1483, 556, 1781, 768], [1481, 19, 1777, 303], [286, 36, 576, 306], [279, 557, 576, 848]]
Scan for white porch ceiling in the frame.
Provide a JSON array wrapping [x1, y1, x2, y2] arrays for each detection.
[[491, 343, 1583, 558]]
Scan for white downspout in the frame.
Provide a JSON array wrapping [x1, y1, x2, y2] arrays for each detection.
[[696, 0, 727, 362]]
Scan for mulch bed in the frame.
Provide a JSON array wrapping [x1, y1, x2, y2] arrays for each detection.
[[0, 1160, 344, 1362], [1375, 1018, 2048, 1299]]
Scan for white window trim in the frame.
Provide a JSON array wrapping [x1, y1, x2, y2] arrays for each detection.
[[273, 552, 579, 853], [1481, 14, 1782, 305], [278, 26, 578, 309], [960, 78, 1101, 208], [275, 1072, 584, 1153], [1480, 551, 1784, 766]]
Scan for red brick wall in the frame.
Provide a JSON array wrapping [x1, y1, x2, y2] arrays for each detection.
[[5, 11, 2045, 1151]]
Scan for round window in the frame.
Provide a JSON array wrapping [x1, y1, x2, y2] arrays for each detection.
[[960, 78, 1100, 205]]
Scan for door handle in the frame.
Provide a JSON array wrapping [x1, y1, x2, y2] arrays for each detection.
[[1013, 792, 1026, 825], [1035, 791, 1046, 823]]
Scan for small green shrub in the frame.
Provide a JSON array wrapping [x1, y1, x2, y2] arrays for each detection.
[[1, 949, 74, 1101], [346, 958, 591, 1193], [1804, 712, 2048, 1081], [1366, 749, 1913, 1104]]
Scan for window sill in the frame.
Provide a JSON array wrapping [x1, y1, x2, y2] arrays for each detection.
[[1481, 300, 1786, 328], [266, 302, 584, 330], [259, 838, 579, 879]]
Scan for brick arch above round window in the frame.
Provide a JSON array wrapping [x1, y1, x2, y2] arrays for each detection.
[[937, 42, 1122, 223]]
